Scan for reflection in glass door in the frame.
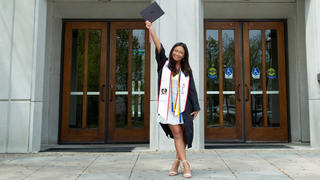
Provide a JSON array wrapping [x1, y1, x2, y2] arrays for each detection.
[[109, 22, 150, 142], [61, 22, 107, 142], [204, 22, 242, 141]]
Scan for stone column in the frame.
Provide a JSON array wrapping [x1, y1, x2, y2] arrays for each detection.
[[0, 0, 47, 153], [305, 0, 320, 148], [150, 0, 204, 151]]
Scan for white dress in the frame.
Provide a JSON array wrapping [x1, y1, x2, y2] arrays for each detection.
[[157, 74, 184, 125]]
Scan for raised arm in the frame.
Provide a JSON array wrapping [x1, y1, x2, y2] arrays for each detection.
[[145, 21, 161, 53]]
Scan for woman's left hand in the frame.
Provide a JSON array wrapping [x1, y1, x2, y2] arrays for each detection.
[[190, 110, 200, 120]]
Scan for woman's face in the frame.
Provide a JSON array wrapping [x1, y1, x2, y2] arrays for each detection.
[[172, 46, 185, 62]]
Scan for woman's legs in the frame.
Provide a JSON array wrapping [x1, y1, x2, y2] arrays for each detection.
[[173, 125, 187, 160], [169, 124, 186, 161], [169, 124, 191, 176]]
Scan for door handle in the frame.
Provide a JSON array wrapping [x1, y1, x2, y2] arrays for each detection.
[[245, 84, 249, 102], [100, 84, 105, 102], [237, 84, 241, 102], [109, 84, 114, 102]]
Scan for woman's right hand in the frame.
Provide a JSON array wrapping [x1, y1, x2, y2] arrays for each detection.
[[145, 20, 161, 53], [145, 21, 153, 31]]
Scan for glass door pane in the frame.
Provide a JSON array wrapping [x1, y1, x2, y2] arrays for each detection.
[[222, 30, 236, 128], [206, 30, 219, 128], [249, 30, 264, 127], [69, 29, 85, 128], [115, 29, 129, 128], [131, 30, 145, 128], [265, 29, 280, 127], [249, 29, 281, 128], [114, 29, 146, 129], [86, 29, 102, 128]]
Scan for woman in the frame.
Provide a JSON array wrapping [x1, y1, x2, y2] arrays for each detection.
[[145, 21, 200, 178]]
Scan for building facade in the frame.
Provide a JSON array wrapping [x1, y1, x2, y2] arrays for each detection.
[[0, 0, 319, 153]]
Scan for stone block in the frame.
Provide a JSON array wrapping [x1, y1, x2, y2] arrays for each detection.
[[309, 100, 320, 148], [0, 102, 9, 153], [7, 101, 30, 153], [29, 102, 43, 152], [0, 0, 14, 99], [10, 0, 35, 100]]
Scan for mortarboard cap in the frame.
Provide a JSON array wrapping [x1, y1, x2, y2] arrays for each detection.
[[140, 2, 164, 23]]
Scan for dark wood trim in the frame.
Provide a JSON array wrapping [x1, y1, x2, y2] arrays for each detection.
[[261, 30, 268, 128], [99, 23, 108, 141], [61, 22, 73, 141], [204, 27, 208, 136], [108, 23, 116, 141], [82, 29, 88, 129], [128, 30, 133, 129], [104, 22, 111, 143], [205, 19, 286, 23], [218, 29, 223, 128], [63, 19, 147, 23], [243, 22, 252, 140], [277, 22, 289, 141], [58, 22, 66, 143], [234, 23, 243, 139], [144, 27, 151, 141]]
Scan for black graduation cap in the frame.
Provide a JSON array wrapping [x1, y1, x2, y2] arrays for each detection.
[[140, 2, 164, 23]]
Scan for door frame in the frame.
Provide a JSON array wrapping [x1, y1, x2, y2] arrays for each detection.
[[59, 20, 150, 144], [108, 21, 150, 143], [204, 20, 289, 143], [204, 22, 243, 141], [60, 22, 107, 142], [243, 22, 288, 141]]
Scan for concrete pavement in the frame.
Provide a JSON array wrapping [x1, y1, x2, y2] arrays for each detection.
[[1, 146, 320, 180]]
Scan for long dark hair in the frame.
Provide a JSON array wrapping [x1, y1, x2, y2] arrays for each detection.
[[168, 42, 192, 76]]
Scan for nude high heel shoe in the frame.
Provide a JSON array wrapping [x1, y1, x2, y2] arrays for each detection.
[[169, 159, 180, 176], [182, 160, 192, 178]]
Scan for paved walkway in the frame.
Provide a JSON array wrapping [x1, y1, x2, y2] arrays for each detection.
[[1, 147, 320, 180]]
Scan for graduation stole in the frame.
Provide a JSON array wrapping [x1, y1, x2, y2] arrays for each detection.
[[157, 60, 190, 121], [171, 69, 182, 122]]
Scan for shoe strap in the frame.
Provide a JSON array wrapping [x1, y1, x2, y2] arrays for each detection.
[[181, 160, 190, 168]]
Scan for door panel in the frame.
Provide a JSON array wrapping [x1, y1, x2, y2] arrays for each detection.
[[61, 22, 107, 142], [205, 21, 288, 142], [204, 22, 242, 141], [109, 22, 150, 142], [243, 22, 288, 141]]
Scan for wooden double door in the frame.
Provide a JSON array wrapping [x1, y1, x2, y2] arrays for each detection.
[[205, 22, 288, 142], [60, 22, 150, 143]]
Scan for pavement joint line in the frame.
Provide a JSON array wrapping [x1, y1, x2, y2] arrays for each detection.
[[257, 153, 295, 180], [214, 150, 239, 180], [128, 152, 141, 180], [22, 154, 62, 180], [294, 151, 314, 162], [293, 151, 320, 170], [74, 154, 101, 180]]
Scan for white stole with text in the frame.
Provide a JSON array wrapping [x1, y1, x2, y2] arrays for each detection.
[[157, 60, 190, 120]]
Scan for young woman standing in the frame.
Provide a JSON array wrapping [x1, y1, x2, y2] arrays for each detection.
[[145, 21, 200, 178]]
